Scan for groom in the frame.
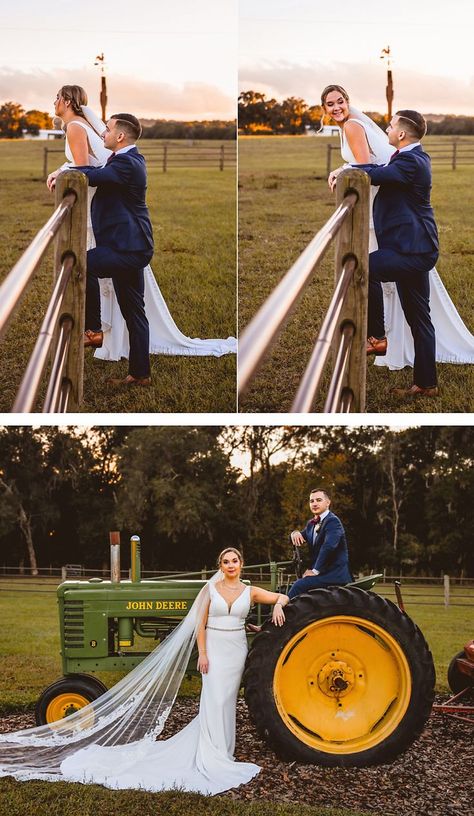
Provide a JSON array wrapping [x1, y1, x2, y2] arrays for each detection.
[[76, 113, 154, 387], [288, 488, 352, 599], [356, 110, 439, 398]]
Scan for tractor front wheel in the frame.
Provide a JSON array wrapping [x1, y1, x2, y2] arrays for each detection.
[[244, 587, 435, 767], [35, 674, 108, 726]]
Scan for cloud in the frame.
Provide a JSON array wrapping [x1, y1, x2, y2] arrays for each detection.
[[0, 67, 235, 120], [239, 60, 474, 115]]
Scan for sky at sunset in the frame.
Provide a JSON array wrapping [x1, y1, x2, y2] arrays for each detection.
[[0, 0, 236, 120], [240, 0, 474, 115]]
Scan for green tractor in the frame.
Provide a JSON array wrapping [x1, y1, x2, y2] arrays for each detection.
[[36, 535, 435, 768]]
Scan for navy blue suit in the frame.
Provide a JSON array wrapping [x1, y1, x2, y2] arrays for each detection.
[[357, 146, 439, 388], [76, 147, 154, 378], [288, 511, 353, 599]]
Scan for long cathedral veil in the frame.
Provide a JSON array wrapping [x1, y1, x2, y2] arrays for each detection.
[[0, 572, 222, 782]]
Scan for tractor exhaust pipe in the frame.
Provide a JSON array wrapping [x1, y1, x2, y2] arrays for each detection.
[[110, 531, 121, 584], [130, 535, 141, 583]]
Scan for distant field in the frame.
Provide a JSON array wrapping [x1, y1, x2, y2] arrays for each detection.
[[238, 135, 474, 413], [0, 139, 236, 413], [0, 576, 471, 710]]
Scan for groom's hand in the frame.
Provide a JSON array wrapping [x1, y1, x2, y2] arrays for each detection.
[[290, 530, 305, 546]]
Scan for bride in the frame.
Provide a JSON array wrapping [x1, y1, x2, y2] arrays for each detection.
[[0, 547, 288, 795], [320, 84, 474, 371], [47, 85, 237, 362]]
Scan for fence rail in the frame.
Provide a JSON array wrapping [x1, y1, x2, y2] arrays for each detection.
[[326, 139, 474, 175], [0, 170, 87, 412], [238, 168, 370, 412], [43, 143, 236, 178]]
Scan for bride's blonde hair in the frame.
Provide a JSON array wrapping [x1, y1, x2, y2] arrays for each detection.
[[217, 547, 244, 568], [318, 84, 350, 133], [58, 85, 88, 118]]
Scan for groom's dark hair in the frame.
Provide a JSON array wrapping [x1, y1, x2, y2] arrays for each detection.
[[396, 110, 427, 140], [310, 488, 331, 501], [111, 113, 142, 140]]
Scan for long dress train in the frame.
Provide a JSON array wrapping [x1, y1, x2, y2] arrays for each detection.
[[340, 114, 474, 369], [60, 584, 260, 795], [63, 120, 236, 360]]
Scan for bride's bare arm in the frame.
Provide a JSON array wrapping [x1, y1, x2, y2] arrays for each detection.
[[328, 120, 371, 191], [196, 598, 210, 674], [47, 122, 90, 191], [251, 586, 289, 627]]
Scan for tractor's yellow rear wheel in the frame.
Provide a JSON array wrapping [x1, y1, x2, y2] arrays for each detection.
[[244, 587, 435, 767], [35, 674, 108, 726]]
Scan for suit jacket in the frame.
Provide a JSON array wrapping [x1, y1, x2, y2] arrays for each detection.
[[356, 146, 439, 256], [300, 511, 352, 584], [75, 147, 154, 253]]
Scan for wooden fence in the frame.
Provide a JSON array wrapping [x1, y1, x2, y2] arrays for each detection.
[[326, 139, 474, 175], [238, 168, 370, 412], [0, 170, 87, 412], [43, 143, 236, 178]]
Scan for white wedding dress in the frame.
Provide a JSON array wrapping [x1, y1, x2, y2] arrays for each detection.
[[340, 112, 474, 369], [62, 119, 236, 360], [60, 583, 260, 795]]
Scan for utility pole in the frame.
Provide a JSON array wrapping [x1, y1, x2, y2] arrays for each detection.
[[94, 52, 107, 122], [380, 46, 394, 122]]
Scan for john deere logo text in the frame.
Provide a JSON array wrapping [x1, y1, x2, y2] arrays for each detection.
[[125, 600, 188, 611]]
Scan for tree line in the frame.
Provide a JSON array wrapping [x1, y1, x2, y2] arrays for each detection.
[[0, 426, 472, 578], [0, 101, 235, 140], [238, 90, 474, 135]]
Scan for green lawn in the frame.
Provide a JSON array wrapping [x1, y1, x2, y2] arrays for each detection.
[[238, 135, 474, 413], [0, 779, 370, 816], [0, 577, 471, 710], [0, 139, 236, 413]]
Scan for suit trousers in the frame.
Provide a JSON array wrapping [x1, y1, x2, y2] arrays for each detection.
[[288, 575, 335, 599], [368, 249, 438, 388], [86, 246, 153, 378]]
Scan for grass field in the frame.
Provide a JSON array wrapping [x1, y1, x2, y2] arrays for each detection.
[[0, 778, 370, 816], [238, 135, 474, 413], [0, 139, 236, 413], [0, 577, 471, 710]]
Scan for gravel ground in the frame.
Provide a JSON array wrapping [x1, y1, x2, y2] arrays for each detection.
[[1, 695, 472, 816]]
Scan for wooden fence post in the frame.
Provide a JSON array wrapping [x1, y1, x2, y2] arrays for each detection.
[[444, 574, 450, 607], [452, 141, 457, 171], [219, 144, 224, 171], [332, 169, 370, 411], [53, 170, 88, 410], [43, 147, 49, 181], [163, 145, 168, 173]]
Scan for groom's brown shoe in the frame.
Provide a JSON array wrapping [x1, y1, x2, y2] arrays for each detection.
[[84, 330, 103, 348], [390, 384, 439, 399], [105, 374, 151, 388], [366, 336, 387, 356]]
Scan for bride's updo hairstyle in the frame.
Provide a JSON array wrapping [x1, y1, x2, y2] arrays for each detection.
[[318, 84, 350, 132], [395, 109, 427, 140], [321, 84, 350, 109], [58, 85, 88, 117], [217, 547, 244, 569]]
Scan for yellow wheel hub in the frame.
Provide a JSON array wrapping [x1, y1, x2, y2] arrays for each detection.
[[273, 615, 411, 754], [46, 693, 90, 723]]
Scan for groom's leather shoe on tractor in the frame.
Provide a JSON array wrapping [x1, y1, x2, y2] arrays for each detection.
[[366, 336, 387, 356], [390, 384, 439, 399], [105, 374, 152, 388], [84, 330, 103, 348]]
